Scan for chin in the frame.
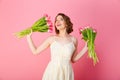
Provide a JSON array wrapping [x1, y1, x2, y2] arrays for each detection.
[[57, 27, 63, 30]]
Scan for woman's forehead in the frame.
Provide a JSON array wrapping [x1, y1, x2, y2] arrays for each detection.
[[56, 15, 63, 19]]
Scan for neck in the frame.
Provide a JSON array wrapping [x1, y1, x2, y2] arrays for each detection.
[[58, 29, 69, 37]]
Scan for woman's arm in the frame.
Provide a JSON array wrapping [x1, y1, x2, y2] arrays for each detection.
[[71, 37, 88, 63], [26, 32, 53, 55]]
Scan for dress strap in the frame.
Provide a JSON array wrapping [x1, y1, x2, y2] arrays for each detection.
[[70, 36, 76, 46]]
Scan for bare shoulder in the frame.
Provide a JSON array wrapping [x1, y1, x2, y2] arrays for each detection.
[[70, 35, 77, 42], [46, 35, 56, 44], [70, 35, 78, 45], [47, 35, 55, 39]]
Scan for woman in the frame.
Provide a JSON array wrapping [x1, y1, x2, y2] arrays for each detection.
[[27, 13, 88, 80]]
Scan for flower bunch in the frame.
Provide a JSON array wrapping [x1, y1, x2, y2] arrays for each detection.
[[79, 26, 99, 65], [14, 14, 53, 38]]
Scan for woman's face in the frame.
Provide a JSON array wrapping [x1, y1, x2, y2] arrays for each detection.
[[55, 15, 67, 30]]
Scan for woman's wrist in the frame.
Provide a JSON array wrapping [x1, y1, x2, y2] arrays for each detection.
[[27, 28, 32, 37], [27, 34, 32, 39], [84, 42, 88, 50]]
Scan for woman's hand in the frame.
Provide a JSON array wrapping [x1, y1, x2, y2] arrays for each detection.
[[84, 40, 89, 49], [27, 28, 32, 37]]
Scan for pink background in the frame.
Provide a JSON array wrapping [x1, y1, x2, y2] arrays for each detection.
[[0, 0, 120, 80]]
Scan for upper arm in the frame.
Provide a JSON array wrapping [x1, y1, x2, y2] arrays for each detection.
[[71, 36, 78, 63], [35, 35, 53, 54]]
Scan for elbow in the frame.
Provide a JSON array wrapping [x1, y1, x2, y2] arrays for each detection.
[[71, 58, 77, 63], [71, 55, 78, 63], [32, 50, 38, 55], [32, 48, 41, 55], [33, 52, 38, 55], [71, 60, 76, 63]]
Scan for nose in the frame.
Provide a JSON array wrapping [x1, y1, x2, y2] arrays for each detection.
[[56, 20, 60, 24], [56, 20, 60, 23]]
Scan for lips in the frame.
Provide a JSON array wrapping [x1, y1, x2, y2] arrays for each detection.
[[56, 24, 62, 27]]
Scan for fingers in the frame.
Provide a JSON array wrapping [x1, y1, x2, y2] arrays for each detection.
[[29, 29, 33, 36], [85, 40, 88, 48], [30, 29, 32, 33], [26, 28, 33, 37], [86, 40, 89, 43]]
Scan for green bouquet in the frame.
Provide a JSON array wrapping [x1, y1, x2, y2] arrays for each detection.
[[79, 26, 99, 65], [14, 14, 53, 38]]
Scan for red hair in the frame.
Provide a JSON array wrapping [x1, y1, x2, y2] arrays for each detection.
[[54, 13, 73, 34]]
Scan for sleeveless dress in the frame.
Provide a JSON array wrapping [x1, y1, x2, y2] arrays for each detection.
[[42, 38, 75, 80]]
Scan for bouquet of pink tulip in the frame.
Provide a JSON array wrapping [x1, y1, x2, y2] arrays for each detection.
[[79, 26, 99, 65], [14, 14, 53, 38]]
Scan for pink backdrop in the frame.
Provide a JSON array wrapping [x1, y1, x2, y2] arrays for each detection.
[[0, 0, 120, 80]]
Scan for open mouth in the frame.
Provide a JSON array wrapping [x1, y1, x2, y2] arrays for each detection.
[[56, 24, 62, 27]]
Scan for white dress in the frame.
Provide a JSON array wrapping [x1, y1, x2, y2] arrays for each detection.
[[42, 39, 75, 80]]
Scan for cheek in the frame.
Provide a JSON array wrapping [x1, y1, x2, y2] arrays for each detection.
[[60, 20, 65, 25], [63, 22, 67, 27], [54, 22, 57, 26]]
